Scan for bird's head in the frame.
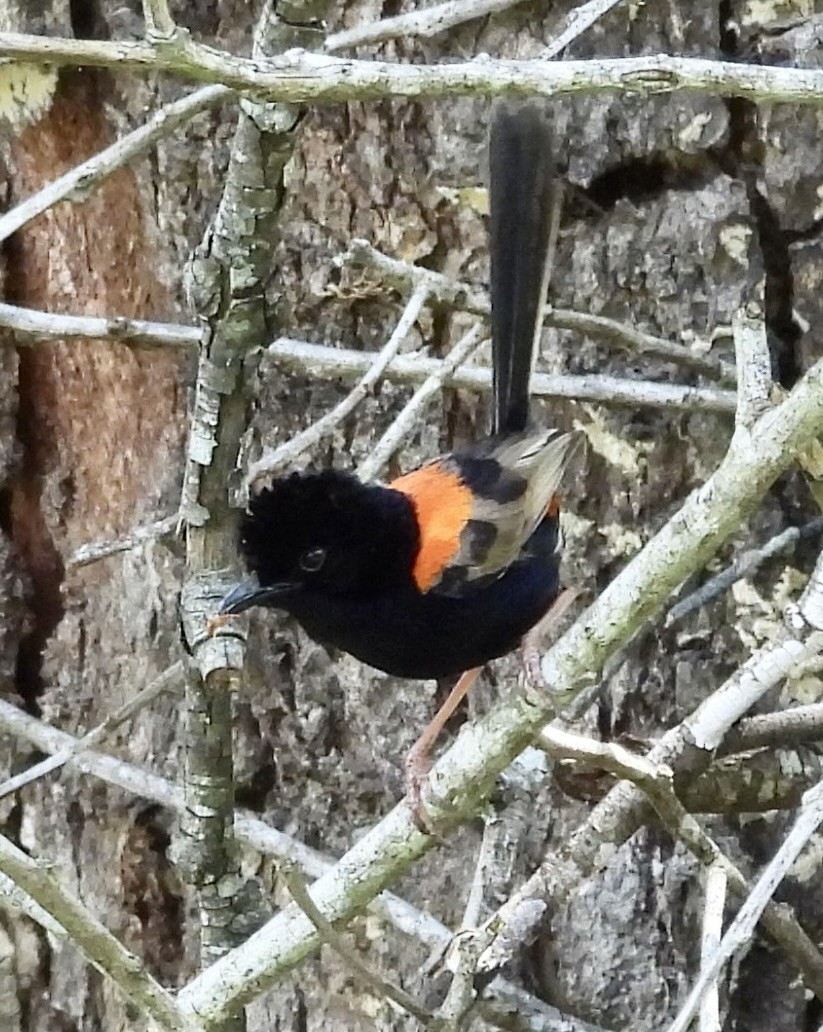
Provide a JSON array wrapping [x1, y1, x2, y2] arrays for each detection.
[[219, 470, 419, 614]]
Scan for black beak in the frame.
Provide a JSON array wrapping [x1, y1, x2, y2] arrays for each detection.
[[219, 576, 293, 615]]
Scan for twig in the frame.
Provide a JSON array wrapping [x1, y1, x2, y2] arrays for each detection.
[[0, 835, 203, 1032], [733, 301, 773, 430], [543, 0, 631, 58], [246, 285, 430, 491], [699, 864, 727, 1032], [0, 86, 230, 245], [666, 517, 823, 626], [720, 702, 823, 756], [356, 324, 484, 481], [280, 861, 433, 1025], [142, 0, 177, 39], [343, 240, 736, 383], [269, 337, 737, 414], [0, 695, 604, 1032], [67, 514, 180, 568], [326, 0, 527, 51], [4, 37, 823, 108], [667, 779, 823, 1032], [435, 814, 504, 1030], [0, 662, 185, 802], [0, 302, 202, 349]]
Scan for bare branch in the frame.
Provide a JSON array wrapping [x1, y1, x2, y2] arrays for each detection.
[[0, 662, 185, 802], [142, 0, 177, 39], [67, 514, 179, 568], [721, 703, 823, 756], [699, 864, 727, 1032], [666, 517, 823, 626], [0, 86, 230, 245], [269, 337, 737, 414], [543, 0, 631, 59], [281, 862, 433, 1025], [247, 285, 430, 491], [343, 240, 736, 383], [326, 0, 526, 51], [2, 36, 823, 108], [0, 835, 203, 1032], [733, 300, 773, 430], [667, 780, 823, 1032], [356, 323, 484, 481], [0, 302, 201, 349]]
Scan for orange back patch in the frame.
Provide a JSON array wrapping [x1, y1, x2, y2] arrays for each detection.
[[391, 462, 473, 591], [545, 494, 561, 519]]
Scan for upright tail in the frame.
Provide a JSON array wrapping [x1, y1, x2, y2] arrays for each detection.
[[489, 103, 556, 435]]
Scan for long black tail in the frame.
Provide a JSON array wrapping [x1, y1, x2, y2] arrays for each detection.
[[489, 103, 556, 435]]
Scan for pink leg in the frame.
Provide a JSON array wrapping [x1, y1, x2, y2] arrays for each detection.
[[404, 666, 482, 833], [521, 587, 580, 688]]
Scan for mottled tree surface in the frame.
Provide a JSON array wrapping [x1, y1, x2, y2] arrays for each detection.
[[1, 1, 823, 1030]]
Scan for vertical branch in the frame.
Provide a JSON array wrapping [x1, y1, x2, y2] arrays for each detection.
[[177, 0, 326, 1009]]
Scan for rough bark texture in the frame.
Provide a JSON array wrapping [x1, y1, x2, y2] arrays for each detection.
[[1, 1, 823, 1030]]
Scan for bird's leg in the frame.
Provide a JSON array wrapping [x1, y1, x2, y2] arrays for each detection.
[[405, 666, 482, 833], [521, 586, 580, 688]]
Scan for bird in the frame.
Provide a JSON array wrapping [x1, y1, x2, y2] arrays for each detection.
[[220, 102, 581, 821]]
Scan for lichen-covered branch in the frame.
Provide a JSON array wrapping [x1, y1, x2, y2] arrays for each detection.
[[177, 0, 315, 986], [3, 35, 823, 108]]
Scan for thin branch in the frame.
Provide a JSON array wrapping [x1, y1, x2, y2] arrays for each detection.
[[733, 300, 773, 430], [280, 862, 433, 1025], [666, 517, 823, 626], [356, 323, 484, 481], [142, 0, 177, 39], [667, 779, 823, 1032], [3, 37, 823, 108], [0, 696, 602, 1032], [699, 864, 726, 1032], [0, 298, 734, 413], [172, 355, 823, 1027], [67, 514, 180, 568], [0, 302, 202, 349], [721, 703, 823, 757], [0, 86, 230, 245], [326, 0, 527, 51], [435, 814, 504, 1030], [269, 337, 737, 414], [0, 662, 185, 802], [246, 285, 430, 491], [543, 0, 631, 59], [343, 240, 736, 383], [0, 835, 203, 1032]]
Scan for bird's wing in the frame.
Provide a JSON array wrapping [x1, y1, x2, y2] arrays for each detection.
[[390, 428, 580, 597]]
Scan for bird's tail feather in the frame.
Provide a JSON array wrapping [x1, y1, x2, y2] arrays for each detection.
[[489, 102, 556, 435]]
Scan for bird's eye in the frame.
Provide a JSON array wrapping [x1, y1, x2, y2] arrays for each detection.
[[299, 546, 327, 573]]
